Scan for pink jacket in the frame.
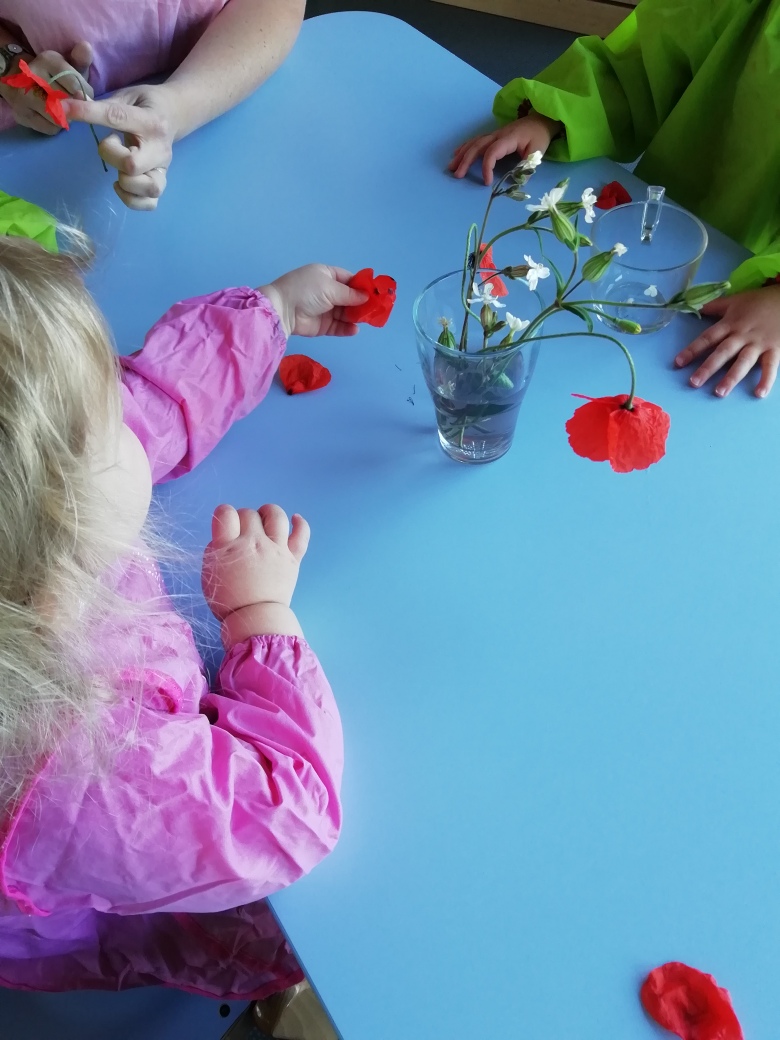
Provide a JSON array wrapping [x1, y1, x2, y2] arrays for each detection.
[[0, 288, 344, 999], [0, 0, 227, 131]]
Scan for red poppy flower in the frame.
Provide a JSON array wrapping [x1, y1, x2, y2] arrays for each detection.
[[565, 393, 670, 472], [595, 181, 632, 210], [640, 962, 743, 1040], [343, 268, 397, 327], [0, 59, 69, 130], [476, 243, 508, 297], [278, 355, 331, 395]]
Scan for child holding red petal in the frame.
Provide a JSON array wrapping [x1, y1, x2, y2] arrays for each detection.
[[0, 236, 368, 1003], [450, 0, 780, 399]]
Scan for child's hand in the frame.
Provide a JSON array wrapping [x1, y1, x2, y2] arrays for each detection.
[[674, 285, 780, 397], [259, 264, 369, 338], [449, 114, 561, 185], [202, 504, 310, 646], [0, 42, 93, 135]]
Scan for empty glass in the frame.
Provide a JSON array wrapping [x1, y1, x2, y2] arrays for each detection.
[[591, 201, 708, 333]]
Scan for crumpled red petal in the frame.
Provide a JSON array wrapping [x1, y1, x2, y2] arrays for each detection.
[[640, 962, 744, 1040], [595, 180, 632, 210], [343, 268, 397, 327], [477, 243, 508, 297], [1, 59, 69, 130], [565, 393, 670, 472], [278, 354, 331, 395]]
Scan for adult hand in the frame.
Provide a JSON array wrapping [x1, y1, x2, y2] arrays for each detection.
[[674, 284, 780, 398], [449, 113, 561, 185], [63, 84, 178, 210], [0, 41, 93, 135], [260, 264, 369, 338]]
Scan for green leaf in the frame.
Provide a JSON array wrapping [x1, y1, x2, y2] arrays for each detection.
[[554, 177, 570, 192], [581, 250, 615, 282], [565, 304, 594, 333]]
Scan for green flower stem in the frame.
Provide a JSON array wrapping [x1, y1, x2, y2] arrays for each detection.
[[48, 70, 108, 173], [570, 297, 672, 310], [520, 329, 638, 408]]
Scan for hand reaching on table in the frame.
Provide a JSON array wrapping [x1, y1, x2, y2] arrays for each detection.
[[674, 284, 780, 397], [202, 503, 310, 647], [449, 113, 562, 185], [259, 264, 369, 338], [0, 42, 93, 135]]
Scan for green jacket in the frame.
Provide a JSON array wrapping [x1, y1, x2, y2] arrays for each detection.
[[494, 0, 780, 291]]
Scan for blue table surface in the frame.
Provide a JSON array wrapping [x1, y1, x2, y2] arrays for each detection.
[[1, 11, 779, 1040]]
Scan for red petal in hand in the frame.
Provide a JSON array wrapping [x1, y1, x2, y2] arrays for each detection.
[[343, 268, 397, 327], [640, 962, 744, 1040], [1, 60, 70, 129], [565, 394, 670, 472], [477, 242, 508, 297], [278, 354, 331, 395], [595, 180, 632, 210]]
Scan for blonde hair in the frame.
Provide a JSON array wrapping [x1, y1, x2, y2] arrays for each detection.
[[0, 233, 125, 809]]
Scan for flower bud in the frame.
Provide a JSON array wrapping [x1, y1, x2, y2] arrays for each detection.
[[669, 281, 730, 312], [581, 250, 615, 282], [506, 264, 531, 279], [614, 318, 643, 334], [550, 209, 578, 250]]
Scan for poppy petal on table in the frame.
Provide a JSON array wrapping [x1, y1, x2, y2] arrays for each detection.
[[0, 59, 70, 130], [640, 962, 744, 1040], [565, 394, 670, 472], [278, 355, 331, 395], [343, 268, 397, 327], [476, 243, 508, 297], [595, 181, 632, 210]]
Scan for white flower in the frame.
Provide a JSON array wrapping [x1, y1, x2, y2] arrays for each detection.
[[523, 254, 550, 292], [644, 284, 658, 298], [581, 187, 597, 223], [526, 185, 565, 215], [438, 315, 453, 329], [521, 149, 543, 170], [612, 242, 628, 257], [505, 312, 530, 335], [468, 281, 505, 309]]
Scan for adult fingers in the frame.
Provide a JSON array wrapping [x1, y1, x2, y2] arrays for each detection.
[[688, 334, 745, 388], [69, 40, 93, 80], [211, 504, 241, 545], [288, 514, 311, 562], [16, 108, 62, 135], [714, 344, 762, 397], [674, 320, 730, 368], [259, 503, 290, 544], [117, 166, 168, 201], [32, 51, 92, 98], [113, 181, 160, 212], [755, 350, 780, 398], [63, 97, 159, 135], [99, 129, 171, 177]]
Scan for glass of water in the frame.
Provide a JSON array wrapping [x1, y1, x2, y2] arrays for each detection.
[[591, 201, 708, 333]]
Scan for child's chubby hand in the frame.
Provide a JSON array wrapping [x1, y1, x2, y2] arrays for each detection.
[[259, 264, 369, 338], [675, 284, 780, 398], [0, 41, 93, 135], [202, 503, 310, 647], [449, 113, 562, 185]]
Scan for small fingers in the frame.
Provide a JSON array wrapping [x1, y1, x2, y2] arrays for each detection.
[[688, 335, 745, 389], [288, 514, 311, 562], [450, 136, 491, 179], [713, 344, 762, 397], [755, 349, 780, 398], [675, 321, 729, 368], [16, 109, 62, 135], [211, 504, 240, 546], [259, 503, 290, 544]]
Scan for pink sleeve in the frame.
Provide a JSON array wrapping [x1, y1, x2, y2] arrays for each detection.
[[120, 287, 287, 484], [3, 637, 343, 915]]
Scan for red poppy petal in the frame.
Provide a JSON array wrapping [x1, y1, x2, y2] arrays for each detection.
[[607, 397, 670, 473], [565, 395, 622, 462], [596, 180, 632, 210], [641, 963, 744, 1040], [278, 355, 331, 395], [344, 268, 397, 326], [477, 242, 508, 297], [45, 91, 70, 130]]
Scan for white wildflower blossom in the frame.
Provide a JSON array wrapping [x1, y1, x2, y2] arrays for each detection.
[[526, 185, 566, 215], [523, 254, 551, 292], [468, 281, 506, 309], [612, 242, 628, 257], [505, 312, 530, 335], [581, 187, 597, 223], [644, 285, 658, 298], [438, 315, 453, 329], [521, 150, 543, 170]]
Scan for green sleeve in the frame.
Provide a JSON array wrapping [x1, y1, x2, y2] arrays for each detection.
[[0, 190, 58, 252], [493, 0, 725, 164], [728, 253, 780, 294]]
